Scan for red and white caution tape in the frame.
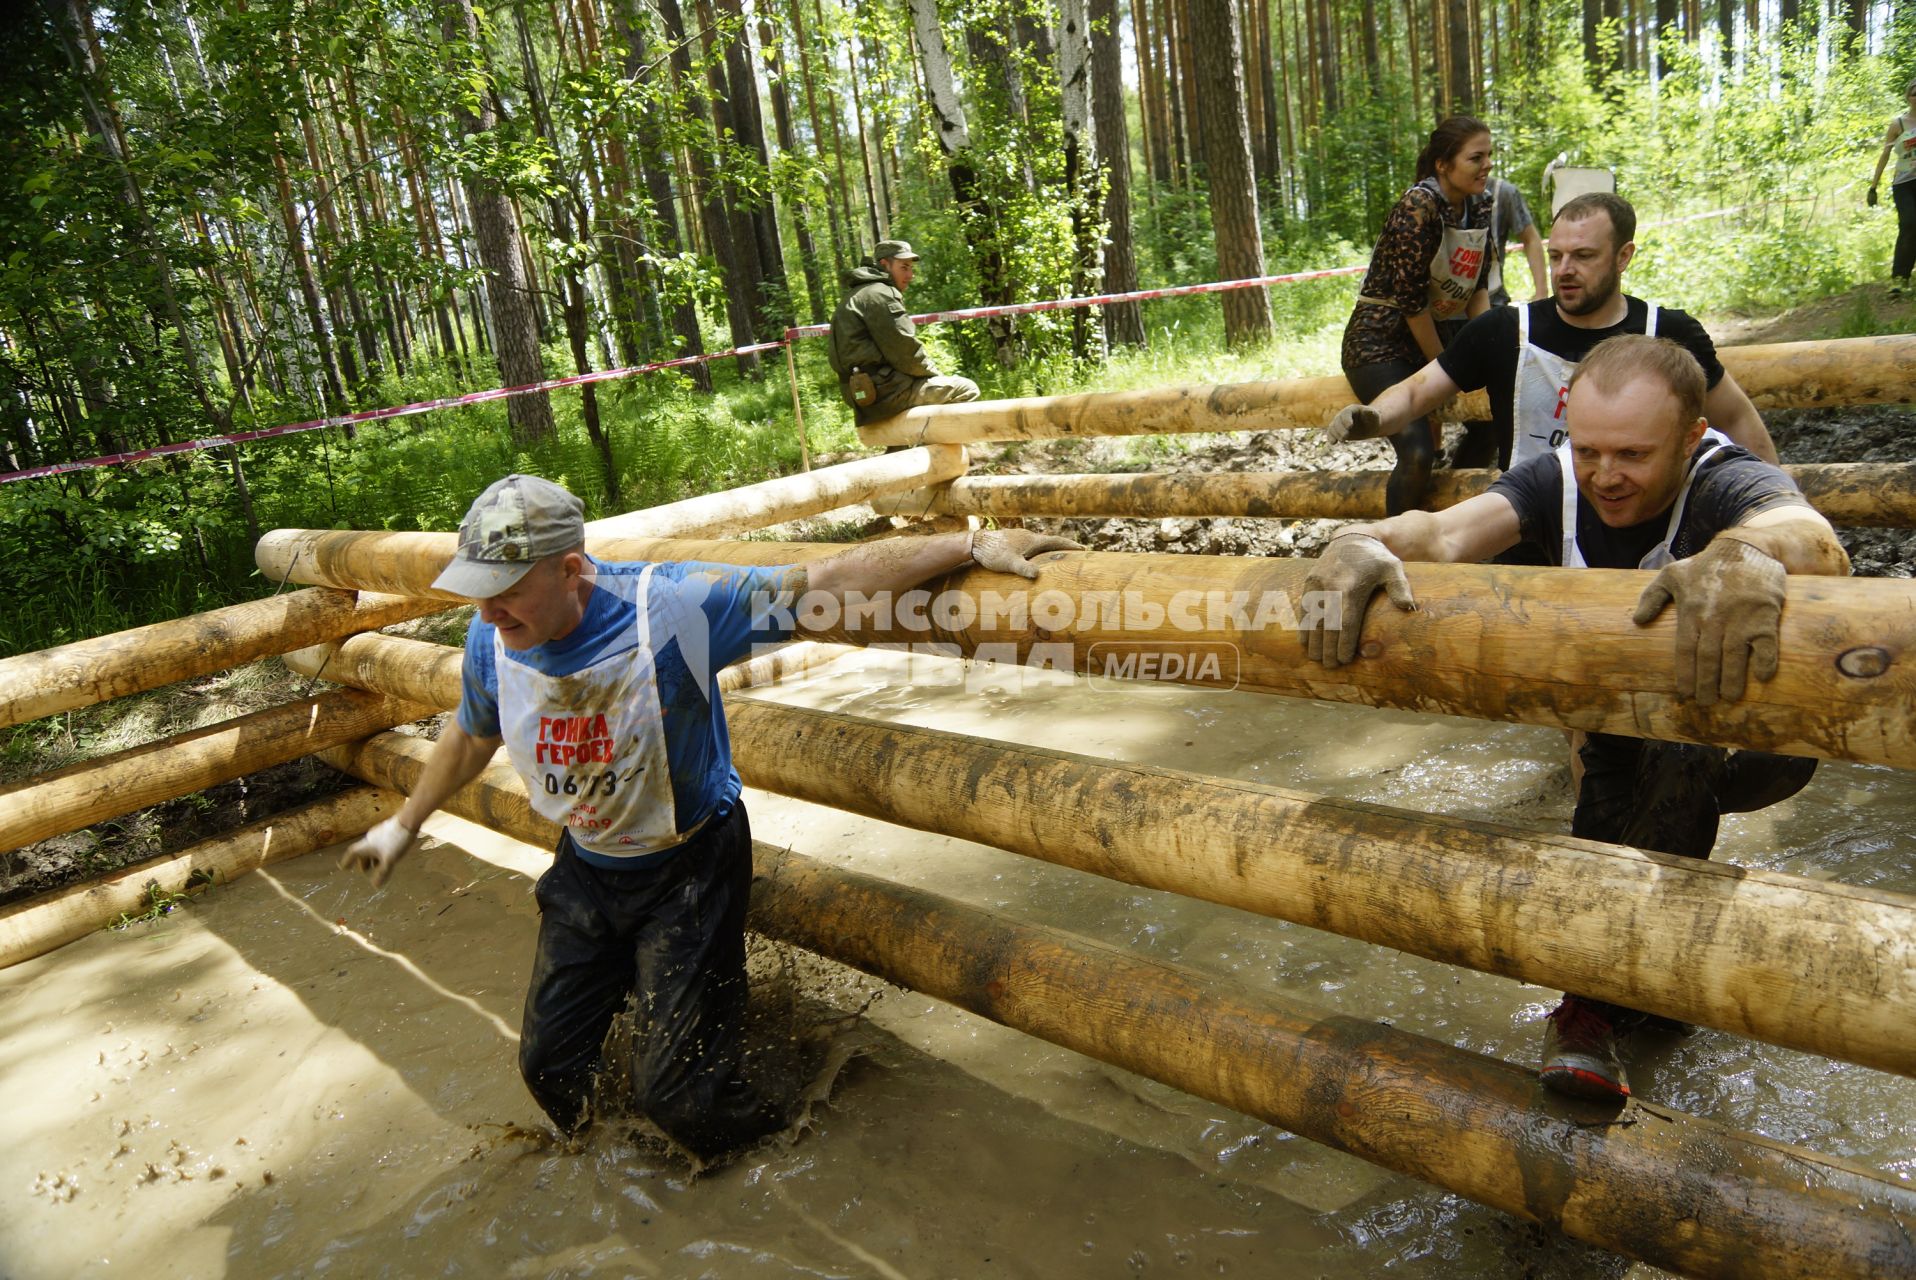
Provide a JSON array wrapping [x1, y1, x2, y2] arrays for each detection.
[[783, 264, 1368, 339], [2, 266, 1366, 485], [0, 340, 786, 485]]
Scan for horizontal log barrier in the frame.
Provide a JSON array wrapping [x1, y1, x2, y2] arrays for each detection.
[[257, 529, 1916, 771], [324, 726, 1916, 1280], [0, 588, 443, 731], [286, 631, 1916, 1081], [584, 444, 967, 538], [856, 333, 1916, 447], [0, 688, 431, 856], [873, 461, 1916, 528], [0, 786, 399, 969], [281, 636, 851, 704]]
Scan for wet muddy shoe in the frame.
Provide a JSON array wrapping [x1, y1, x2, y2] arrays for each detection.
[[1540, 997, 1630, 1101]]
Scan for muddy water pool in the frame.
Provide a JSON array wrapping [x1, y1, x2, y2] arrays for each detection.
[[2, 647, 1911, 1279]]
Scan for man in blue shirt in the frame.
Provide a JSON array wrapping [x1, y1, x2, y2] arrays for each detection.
[[340, 474, 1076, 1159]]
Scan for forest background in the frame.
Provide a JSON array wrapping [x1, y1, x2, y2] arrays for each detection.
[[3, 0, 1912, 658]]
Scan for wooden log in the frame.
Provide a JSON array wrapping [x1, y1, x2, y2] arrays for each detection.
[[0, 786, 400, 969], [256, 529, 1916, 771], [283, 629, 1916, 1080], [281, 635, 854, 702], [872, 462, 1916, 528], [0, 688, 432, 855], [715, 642, 857, 693], [321, 724, 1916, 1280], [0, 588, 444, 731], [854, 333, 1916, 446], [753, 845, 1916, 1280], [584, 444, 968, 538], [728, 695, 1916, 1079]]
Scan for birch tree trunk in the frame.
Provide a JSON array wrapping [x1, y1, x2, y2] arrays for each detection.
[[907, 0, 1021, 367]]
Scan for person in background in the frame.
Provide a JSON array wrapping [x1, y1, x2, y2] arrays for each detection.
[[828, 239, 980, 423], [1299, 335, 1847, 1100], [1340, 117, 1496, 515], [1866, 75, 1916, 298], [1324, 193, 1778, 481], [1484, 176, 1549, 310]]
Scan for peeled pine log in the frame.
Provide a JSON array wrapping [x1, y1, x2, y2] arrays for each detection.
[[875, 462, 1916, 528], [755, 848, 1916, 1280], [278, 631, 1916, 1079], [585, 444, 967, 538], [0, 588, 444, 730], [0, 688, 431, 855], [0, 786, 400, 969], [322, 725, 1916, 1280], [856, 333, 1916, 446], [282, 636, 853, 702], [256, 529, 1916, 771]]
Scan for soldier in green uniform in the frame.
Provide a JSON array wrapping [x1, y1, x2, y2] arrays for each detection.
[[828, 239, 980, 423]]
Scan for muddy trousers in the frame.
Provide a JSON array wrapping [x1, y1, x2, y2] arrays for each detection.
[[1566, 734, 1818, 1024], [517, 804, 782, 1159]]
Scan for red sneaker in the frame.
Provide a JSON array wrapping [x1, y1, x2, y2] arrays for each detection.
[[1540, 997, 1630, 1101]]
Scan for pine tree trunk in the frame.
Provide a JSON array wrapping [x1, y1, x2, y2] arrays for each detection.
[[843, 23, 885, 243], [1092, 0, 1146, 348], [791, 0, 851, 279], [1189, 0, 1274, 345], [1446, 0, 1472, 110], [659, 0, 763, 377], [441, 0, 554, 444], [608, 0, 713, 387], [761, 11, 829, 323], [719, 0, 789, 317]]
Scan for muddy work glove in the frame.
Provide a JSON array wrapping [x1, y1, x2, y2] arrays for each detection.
[[1299, 533, 1417, 668], [970, 529, 1083, 580], [338, 816, 421, 888], [1631, 535, 1787, 707], [1324, 403, 1389, 443]]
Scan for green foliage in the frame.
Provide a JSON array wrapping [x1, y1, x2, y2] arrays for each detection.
[[110, 870, 216, 931]]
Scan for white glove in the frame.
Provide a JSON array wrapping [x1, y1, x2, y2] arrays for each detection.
[[1324, 404, 1388, 443], [971, 529, 1083, 580], [1299, 533, 1417, 668], [338, 816, 420, 888]]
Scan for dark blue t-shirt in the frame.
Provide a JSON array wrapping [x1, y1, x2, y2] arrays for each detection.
[[457, 557, 801, 866], [1488, 441, 1807, 568]]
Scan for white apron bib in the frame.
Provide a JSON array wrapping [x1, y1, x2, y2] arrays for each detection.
[[1894, 114, 1916, 187], [1556, 428, 1733, 570], [495, 565, 684, 857], [1427, 221, 1490, 320], [1510, 302, 1661, 470]]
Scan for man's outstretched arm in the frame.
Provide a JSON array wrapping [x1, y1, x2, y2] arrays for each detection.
[[1325, 361, 1465, 443], [339, 720, 502, 887], [1298, 493, 1523, 668], [804, 527, 1084, 602]]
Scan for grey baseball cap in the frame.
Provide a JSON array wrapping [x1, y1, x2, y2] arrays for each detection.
[[431, 474, 585, 598], [873, 239, 919, 261]]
